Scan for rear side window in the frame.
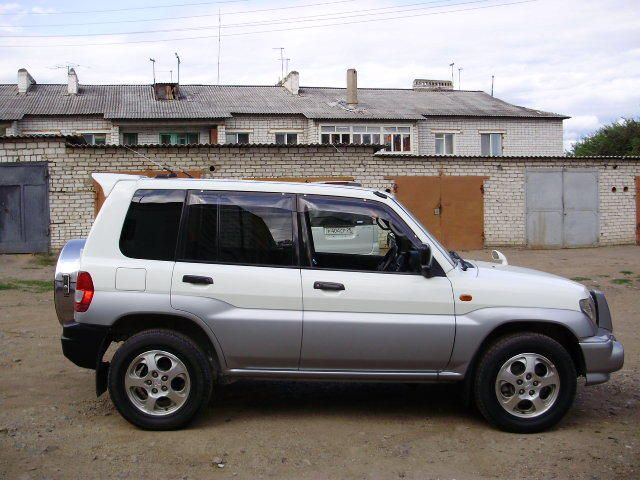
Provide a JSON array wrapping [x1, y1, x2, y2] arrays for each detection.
[[119, 189, 185, 260], [180, 191, 295, 267]]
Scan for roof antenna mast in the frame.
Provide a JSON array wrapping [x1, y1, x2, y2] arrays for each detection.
[[449, 61, 455, 87], [217, 8, 221, 84], [458, 67, 463, 90], [175, 52, 180, 84], [491, 74, 495, 96], [273, 47, 285, 81], [149, 58, 156, 84]]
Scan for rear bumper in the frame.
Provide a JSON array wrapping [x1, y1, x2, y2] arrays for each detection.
[[579, 329, 624, 386], [61, 322, 110, 369]]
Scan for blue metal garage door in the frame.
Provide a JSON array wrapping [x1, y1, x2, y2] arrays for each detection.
[[0, 163, 50, 253]]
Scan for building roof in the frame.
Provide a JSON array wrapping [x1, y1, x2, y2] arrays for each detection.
[[0, 83, 568, 122]]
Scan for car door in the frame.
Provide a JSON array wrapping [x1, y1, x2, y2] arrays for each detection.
[[298, 194, 455, 371], [171, 190, 302, 370]]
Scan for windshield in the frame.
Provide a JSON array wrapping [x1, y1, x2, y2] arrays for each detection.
[[389, 196, 455, 267]]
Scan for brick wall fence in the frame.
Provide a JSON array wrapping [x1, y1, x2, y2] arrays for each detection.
[[0, 135, 638, 251]]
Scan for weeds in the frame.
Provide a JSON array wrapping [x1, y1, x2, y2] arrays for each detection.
[[30, 254, 57, 267], [620, 270, 633, 275], [611, 278, 632, 286], [571, 276, 591, 282], [0, 279, 52, 293]]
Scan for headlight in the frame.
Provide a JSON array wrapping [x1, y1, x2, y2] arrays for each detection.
[[580, 296, 597, 324]]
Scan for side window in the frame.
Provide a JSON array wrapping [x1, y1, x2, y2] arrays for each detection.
[[301, 196, 421, 273], [119, 189, 185, 260], [180, 191, 296, 267], [219, 193, 295, 266]]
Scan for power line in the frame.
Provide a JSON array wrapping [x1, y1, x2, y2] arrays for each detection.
[[0, 0, 252, 16], [0, 0, 537, 48], [0, 0, 495, 38], [0, 0, 358, 27]]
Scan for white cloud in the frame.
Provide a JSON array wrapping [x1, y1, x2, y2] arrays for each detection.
[[0, 0, 638, 147]]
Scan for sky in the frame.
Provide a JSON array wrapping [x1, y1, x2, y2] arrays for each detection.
[[0, 0, 638, 150]]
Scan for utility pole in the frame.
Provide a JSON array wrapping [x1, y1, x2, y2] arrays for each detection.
[[458, 67, 463, 90], [175, 52, 181, 84], [449, 62, 455, 86], [491, 75, 495, 96], [217, 8, 221, 84], [273, 47, 285, 81], [149, 58, 156, 84]]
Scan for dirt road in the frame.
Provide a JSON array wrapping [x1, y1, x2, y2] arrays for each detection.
[[1, 247, 638, 479]]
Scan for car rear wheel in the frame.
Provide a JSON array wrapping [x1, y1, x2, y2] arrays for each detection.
[[108, 329, 213, 430], [474, 332, 577, 433]]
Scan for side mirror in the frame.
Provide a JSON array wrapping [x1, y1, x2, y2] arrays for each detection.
[[419, 244, 434, 278]]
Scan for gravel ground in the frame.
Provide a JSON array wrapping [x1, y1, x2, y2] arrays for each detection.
[[0, 246, 638, 480]]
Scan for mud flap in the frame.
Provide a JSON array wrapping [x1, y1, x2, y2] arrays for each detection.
[[96, 361, 110, 397]]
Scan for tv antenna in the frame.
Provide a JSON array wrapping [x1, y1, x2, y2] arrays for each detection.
[[50, 62, 82, 74], [175, 52, 181, 84], [273, 47, 286, 81], [217, 8, 221, 84], [449, 61, 455, 85], [458, 67, 463, 90], [491, 75, 495, 96], [149, 58, 156, 84]]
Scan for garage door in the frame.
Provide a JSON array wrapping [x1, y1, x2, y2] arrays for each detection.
[[526, 169, 599, 248], [0, 163, 50, 253], [391, 176, 487, 250]]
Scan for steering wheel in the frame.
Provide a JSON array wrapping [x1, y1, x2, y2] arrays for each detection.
[[377, 241, 398, 271]]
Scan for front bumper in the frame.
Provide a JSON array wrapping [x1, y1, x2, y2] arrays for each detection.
[[61, 322, 110, 369], [579, 328, 624, 386]]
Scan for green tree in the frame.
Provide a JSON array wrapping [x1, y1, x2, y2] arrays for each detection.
[[570, 118, 640, 156]]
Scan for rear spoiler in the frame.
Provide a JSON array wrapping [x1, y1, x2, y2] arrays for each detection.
[[92, 173, 144, 197]]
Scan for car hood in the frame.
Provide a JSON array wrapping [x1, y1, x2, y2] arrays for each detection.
[[454, 260, 591, 313]]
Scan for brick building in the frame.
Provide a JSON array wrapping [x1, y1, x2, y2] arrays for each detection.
[[1, 68, 566, 156], [0, 136, 638, 253]]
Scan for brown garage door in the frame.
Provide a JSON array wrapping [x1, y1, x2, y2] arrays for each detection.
[[391, 176, 487, 250], [94, 170, 202, 214]]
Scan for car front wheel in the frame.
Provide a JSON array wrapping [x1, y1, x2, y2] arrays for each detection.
[[474, 332, 577, 433]]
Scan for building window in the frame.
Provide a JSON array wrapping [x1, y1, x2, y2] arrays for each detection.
[[481, 133, 503, 156], [160, 133, 199, 145], [0, 126, 6, 136], [82, 133, 107, 145], [319, 125, 411, 152], [122, 133, 138, 145], [435, 133, 454, 155], [225, 132, 250, 144], [275, 132, 298, 145]]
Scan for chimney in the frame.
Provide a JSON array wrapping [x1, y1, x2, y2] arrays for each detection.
[[17, 68, 36, 94], [278, 71, 299, 95], [67, 68, 79, 95], [346, 68, 358, 106], [412, 79, 453, 91]]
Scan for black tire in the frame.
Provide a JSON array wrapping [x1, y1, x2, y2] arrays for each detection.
[[108, 329, 213, 430], [474, 332, 577, 433]]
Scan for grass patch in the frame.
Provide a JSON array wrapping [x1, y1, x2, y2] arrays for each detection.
[[611, 278, 632, 286], [30, 253, 57, 267], [620, 270, 633, 275], [596, 274, 610, 278], [571, 276, 591, 282], [0, 279, 52, 293]]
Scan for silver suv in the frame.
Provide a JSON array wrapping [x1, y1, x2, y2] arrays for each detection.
[[54, 174, 624, 432]]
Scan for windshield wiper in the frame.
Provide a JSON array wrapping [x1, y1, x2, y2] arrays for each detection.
[[449, 250, 468, 271]]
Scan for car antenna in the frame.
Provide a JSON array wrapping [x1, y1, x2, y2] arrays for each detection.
[[121, 144, 193, 178]]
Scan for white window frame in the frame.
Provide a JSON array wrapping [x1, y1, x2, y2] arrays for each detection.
[[434, 132, 455, 155], [80, 132, 108, 145], [225, 131, 251, 144], [319, 124, 413, 152], [480, 132, 503, 157], [274, 132, 299, 145]]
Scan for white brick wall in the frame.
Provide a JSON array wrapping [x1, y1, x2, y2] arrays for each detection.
[[1, 137, 635, 251], [10, 114, 565, 157]]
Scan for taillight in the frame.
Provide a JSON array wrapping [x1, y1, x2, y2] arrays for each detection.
[[74, 271, 94, 312]]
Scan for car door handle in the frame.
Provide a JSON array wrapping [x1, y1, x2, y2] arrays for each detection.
[[313, 281, 345, 291], [182, 275, 213, 285]]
